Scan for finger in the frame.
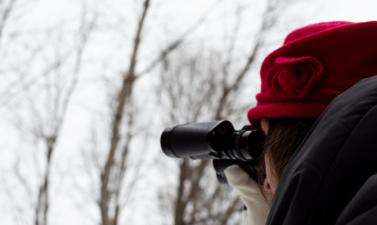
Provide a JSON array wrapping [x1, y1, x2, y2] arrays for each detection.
[[224, 165, 261, 195]]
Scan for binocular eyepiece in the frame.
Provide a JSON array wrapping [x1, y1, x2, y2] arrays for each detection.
[[160, 120, 265, 183]]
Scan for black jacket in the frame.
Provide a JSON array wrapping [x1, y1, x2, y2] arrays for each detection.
[[267, 75, 377, 225]]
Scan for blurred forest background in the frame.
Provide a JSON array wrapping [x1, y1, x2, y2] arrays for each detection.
[[0, 0, 376, 225]]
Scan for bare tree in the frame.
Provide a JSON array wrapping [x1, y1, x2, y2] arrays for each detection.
[[96, 1, 151, 224], [94, 1, 224, 224], [34, 17, 94, 225], [158, 48, 243, 225], [8, 5, 96, 225], [158, 0, 289, 224], [0, 0, 17, 47]]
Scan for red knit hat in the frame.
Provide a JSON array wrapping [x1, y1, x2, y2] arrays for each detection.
[[247, 21, 377, 125]]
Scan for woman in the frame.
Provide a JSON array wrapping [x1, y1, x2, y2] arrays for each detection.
[[225, 21, 377, 225]]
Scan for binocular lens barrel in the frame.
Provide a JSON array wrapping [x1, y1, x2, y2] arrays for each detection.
[[161, 120, 265, 161], [161, 121, 234, 159]]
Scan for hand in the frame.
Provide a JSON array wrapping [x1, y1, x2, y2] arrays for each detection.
[[224, 165, 270, 225]]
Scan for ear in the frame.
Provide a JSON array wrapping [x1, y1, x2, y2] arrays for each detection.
[[263, 178, 273, 194], [261, 119, 269, 135]]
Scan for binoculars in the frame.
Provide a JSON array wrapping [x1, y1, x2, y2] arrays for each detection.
[[160, 120, 265, 183]]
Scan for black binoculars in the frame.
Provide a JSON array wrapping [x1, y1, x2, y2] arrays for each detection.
[[160, 120, 265, 183]]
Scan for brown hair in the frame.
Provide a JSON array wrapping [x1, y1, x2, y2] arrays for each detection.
[[257, 118, 316, 184]]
